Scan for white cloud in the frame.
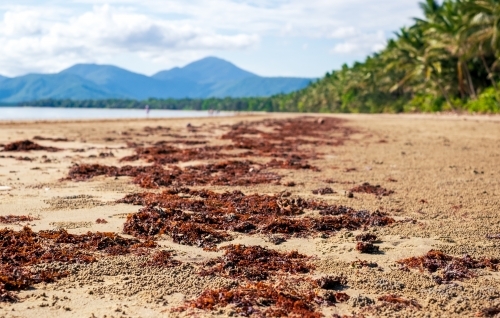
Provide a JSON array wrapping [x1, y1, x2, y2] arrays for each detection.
[[0, 4, 258, 76], [330, 30, 387, 55], [0, 0, 422, 76]]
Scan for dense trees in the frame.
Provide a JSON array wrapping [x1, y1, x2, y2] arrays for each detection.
[[273, 0, 500, 113]]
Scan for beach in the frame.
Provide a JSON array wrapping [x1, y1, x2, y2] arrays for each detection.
[[0, 113, 500, 317]]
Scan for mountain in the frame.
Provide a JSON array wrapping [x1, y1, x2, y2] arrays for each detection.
[[60, 64, 202, 100], [0, 73, 114, 103], [153, 57, 255, 83], [0, 57, 313, 102]]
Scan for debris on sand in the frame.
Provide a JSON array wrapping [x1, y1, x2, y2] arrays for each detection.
[[200, 244, 312, 281], [351, 259, 378, 268], [95, 218, 108, 224], [177, 281, 324, 318], [315, 275, 348, 290], [119, 189, 395, 246], [123, 206, 232, 248], [355, 233, 378, 242], [3, 140, 61, 152], [33, 136, 69, 142], [476, 306, 500, 317], [0, 227, 155, 301], [120, 144, 229, 165], [356, 242, 379, 254], [350, 183, 394, 197], [65, 161, 282, 188], [312, 187, 335, 195], [397, 250, 500, 284], [377, 294, 422, 309], [486, 233, 500, 240], [145, 250, 182, 268], [0, 215, 38, 224]]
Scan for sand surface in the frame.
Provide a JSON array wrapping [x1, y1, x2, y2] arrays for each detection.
[[0, 113, 499, 317]]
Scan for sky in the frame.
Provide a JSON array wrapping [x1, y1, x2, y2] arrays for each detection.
[[0, 1, 423, 78]]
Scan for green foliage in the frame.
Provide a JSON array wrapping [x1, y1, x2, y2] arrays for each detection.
[[466, 87, 500, 112]]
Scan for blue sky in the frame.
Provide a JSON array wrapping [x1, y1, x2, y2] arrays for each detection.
[[0, 1, 422, 78]]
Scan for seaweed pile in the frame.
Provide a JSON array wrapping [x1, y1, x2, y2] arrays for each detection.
[[397, 250, 499, 284], [120, 144, 229, 165], [120, 189, 395, 247], [2, 140, 60, 152], [0, 215, 38, 224], [350, 183, 394, 197], [200, 244, 312, 281], [121, 117, 351, 168], [145, 250, 182, 268], [221, 117, 352, 160], [178, 282, 324, 318], [65, 161, 281, 188], [377, 295, 422, 310], [0, 227, 155, 302], [33, 136, 69, 142]]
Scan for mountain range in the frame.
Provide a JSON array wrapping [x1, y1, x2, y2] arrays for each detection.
[[0, 57, 313, 103]]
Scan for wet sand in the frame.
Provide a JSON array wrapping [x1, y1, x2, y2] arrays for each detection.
[[0, 113, 499, 317]]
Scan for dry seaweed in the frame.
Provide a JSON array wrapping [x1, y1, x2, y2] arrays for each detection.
[[350, 183, 394, 197], [397, 250, 500, 283], [200, 244, 313, 281], [145, 250, 181, 267], [0, 227, 155, 301], [65, 161, 281, 188], [315, 276, 347, 290], [3, 140, 60, 152], [33, 136, 69, 142], [123, 206, 232, 248], [377, 294, 422, 309], [312, 187, 335, 195], [351, 259, 379, 268], [177, 281, 324, 317], [356, 242, 379, 254], [95, 218, 108, 224], [477, 306, 500, 317], [0, 215, 38, 224], [355, 233, 377, 242], [120, 189, 395, 247]]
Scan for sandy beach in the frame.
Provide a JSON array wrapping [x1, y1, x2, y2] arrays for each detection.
[[0, 113, 500, 317]]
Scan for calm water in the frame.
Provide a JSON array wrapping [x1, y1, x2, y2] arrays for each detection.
[[0, 107, 231, 121]]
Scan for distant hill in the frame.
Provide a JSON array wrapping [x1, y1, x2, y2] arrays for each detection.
[[0, 57, 312, 103]]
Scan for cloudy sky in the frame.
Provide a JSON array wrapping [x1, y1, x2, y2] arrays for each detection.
[[0, 1, 422, 78]]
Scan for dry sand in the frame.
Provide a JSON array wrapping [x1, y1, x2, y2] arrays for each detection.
[[0, 113, 499, 317]]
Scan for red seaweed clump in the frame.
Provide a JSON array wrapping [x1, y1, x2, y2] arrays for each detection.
[[145, 250, 182, 267], [200, 244, 313, 281], [65, 161, 282, 188], [177, 281, 324, 318], [350, 183, 394, 197], [0, 227, 155, 301], [397, 250, 500, 284], [3, 140, 60, 152], [119, 189, 395, 246], [0, 215, 38, 224], [312, 187, 335, 195], [123, 206, 232, 248], [377, 294, 422, 309]]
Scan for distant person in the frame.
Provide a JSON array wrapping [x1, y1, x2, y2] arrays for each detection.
[[145, 105, 150, 116]]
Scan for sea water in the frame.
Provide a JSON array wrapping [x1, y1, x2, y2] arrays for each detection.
[[0, 107, 231, 121]]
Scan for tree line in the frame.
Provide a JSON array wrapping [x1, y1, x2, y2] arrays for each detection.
[[19, 0, 500, 113]]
